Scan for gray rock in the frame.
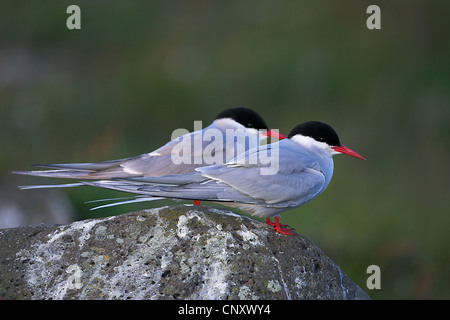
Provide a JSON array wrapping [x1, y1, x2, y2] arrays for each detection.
[[0, 205, 370, 300]]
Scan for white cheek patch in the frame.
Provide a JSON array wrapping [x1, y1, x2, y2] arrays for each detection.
[[213, 118, 240, 129], [290, 135, 334, 155], [291, 135, 324, 149]]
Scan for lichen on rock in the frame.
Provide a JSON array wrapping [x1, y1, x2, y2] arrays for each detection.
[[0, 204, 370, 300]]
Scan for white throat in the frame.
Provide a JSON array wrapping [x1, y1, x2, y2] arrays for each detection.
[[214, 118, 262, 137]]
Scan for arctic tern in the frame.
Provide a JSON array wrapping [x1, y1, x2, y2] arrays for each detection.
[[78, 121, 366, 235]]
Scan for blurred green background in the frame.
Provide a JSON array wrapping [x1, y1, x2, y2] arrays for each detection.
[[1, 1, 449, 299]]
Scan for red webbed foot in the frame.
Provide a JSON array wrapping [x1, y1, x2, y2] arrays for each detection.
[[266, 217, 295, 236]]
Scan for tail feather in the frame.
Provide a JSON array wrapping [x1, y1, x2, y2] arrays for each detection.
[[13, 169, 94, 179], [18, 182, 84, 190], [32, 158, 129, 171], [89, 197, 164, 210], [12, 167, 140, 180], [81, 179, 240, 204], [85, 196, 140, 204]]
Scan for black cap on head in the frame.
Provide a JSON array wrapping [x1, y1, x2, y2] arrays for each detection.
[[216, 107, 269, 130], [288, 121, 341, 147]]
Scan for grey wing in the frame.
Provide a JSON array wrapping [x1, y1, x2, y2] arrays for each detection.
[[83, 176, 255, 204], [98, 140, 327, 209], [121, 121, 260, 175], [13, 154, 168, 180], [14, 126, 216, 179], [198, 140, 327, 208], [14, 121, 261, 180], [121, 126, 212, 176], [83, 159, 324, 210]]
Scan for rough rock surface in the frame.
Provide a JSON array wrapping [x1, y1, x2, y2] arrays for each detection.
[[0, 205, 370, 300]]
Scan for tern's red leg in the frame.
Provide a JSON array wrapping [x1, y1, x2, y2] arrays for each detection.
[[266, 217, 290, 230], [194, 200, 201, 206], [271, 216, 295, 236]]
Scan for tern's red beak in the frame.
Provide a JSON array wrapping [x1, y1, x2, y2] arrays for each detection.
[[332, 145, 366, 160], [264, 129, 287, 140]]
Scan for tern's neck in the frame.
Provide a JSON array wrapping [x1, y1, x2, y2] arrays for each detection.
[[289, 134, 335, 188]]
